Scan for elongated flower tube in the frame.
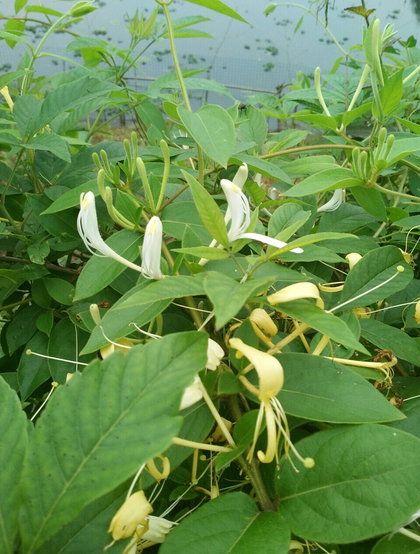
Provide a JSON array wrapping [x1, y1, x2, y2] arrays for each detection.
[[220, 179, 303, 253], [142, 216, 164, 280], [108, 491, 153, 540], [78, 192, 143, 270], [268, 282, 324, 310], [249, 308, 278, 346], [232, 162, 248, 189], [317, 188, 343, 213], [0, 86, 13, 110]]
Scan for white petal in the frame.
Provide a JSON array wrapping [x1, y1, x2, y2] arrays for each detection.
[[317, 188, 343, 213], [179, 376, 203, 410], [77, 192, 143, 272], [232, 163, 248, 189], [220, 179, 250, 242], [141, 216, 164, 280], [142, 516, 175, 543], [239, 232, 304, 254], [206, 338, 224, 370]]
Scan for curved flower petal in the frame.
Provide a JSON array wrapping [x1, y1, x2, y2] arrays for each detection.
[[268, 282, 324, 310], [179, 376, 203, 410], [250, 308, 278, 337], [239, 232, 304, 254], [206, 338, 224, 370], [317, 188, 343, 213], [220, 179, 250, 242], [232, 163, 248, 189], [229, 338, 284, 400], [108, 490, 153, 540], [78, 192, 143, 272]]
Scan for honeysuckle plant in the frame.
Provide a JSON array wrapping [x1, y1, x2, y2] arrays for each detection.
[[3, 1, 420, 553]]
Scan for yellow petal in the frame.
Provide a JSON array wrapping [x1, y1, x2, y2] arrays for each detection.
[[268, 282, 324, 310], [100, 338, 134, 359], [108, 490, 153, 540], [415, 301, 420, 324], [249, 308, 278, 336], [346, 252, 362, 269], [229, 338, 284, 400]]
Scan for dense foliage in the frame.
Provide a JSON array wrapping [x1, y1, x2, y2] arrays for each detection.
[[2, 1, 420, 553]]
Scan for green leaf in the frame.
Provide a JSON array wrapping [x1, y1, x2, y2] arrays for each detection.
[[237, 105, 268, 152], [4, 19, 25, 48], [204, 272, 273, 329], [178, 105, 235, 168], [172, 246, 229, 259], [277, 425, 420, 543], [18, 332, 50, 400], [292, 113, 338, 131], [286, 168, 363, 197], [388, 398, 420, 440], [268, 204, 311, 240], [373, 69, 403, 118], [0, 69, 32, 90], [351, 185, 387, 221], [182, 0, 248, 24], [160, 492, 290, 554], [281, 155, 336, 175], [42, 180, 98, 214], [6, 304, 43, 354], [277, 353, 404, 423], [27, 77, 118, 137], [82, 276, 206, 353], [372, 533, 420, 554], [360, 318, 420, 366], [262, 232, 357, 261], [36, 310, 54, 335], [387, 135, 420, 166], [162, 201, 212, 242], [340, 246, 413, 310], [231, 153, 292, 185], [25, 5, 62, 16], [270, 300, 368, 354], [27, 241, 50, 264], [74, 230, 143, 301], [159, 77, 234, 99], [20, 332, 208, 553], [15, 0, 29, 13], [0, 377, 28, 554], [183, 171, 229, 248], [44, 278, 75, 306], [393, 214, 420, 228], [24, 134, 71, 163]]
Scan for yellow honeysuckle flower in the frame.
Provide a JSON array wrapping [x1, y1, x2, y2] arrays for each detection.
[[211, 417, 233, 442], [100, 337, 135, 359], [229, 338, 314, 469], [0, 86, 14, 110], [415, 301, 420, 324], [268, 282, 324, 310], [346, 252, 362, 269], [108, 490, 153, 540], [146, 455, 170, 482], [353, 307, 371, 319], [249, 308, 278, 338]]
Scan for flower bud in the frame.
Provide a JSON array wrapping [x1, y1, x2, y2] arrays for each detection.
[[108, 491, 153, 540]]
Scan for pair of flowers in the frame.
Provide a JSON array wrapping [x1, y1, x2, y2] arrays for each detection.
[[77, 164, 303, 277]]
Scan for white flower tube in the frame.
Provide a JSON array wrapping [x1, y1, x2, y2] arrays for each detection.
[[78, 192, 144, 272], [317, 188, 343, 213], [206, 338, 224, 370], [220, 179, 303, 253], [142, 216, 164, 280]]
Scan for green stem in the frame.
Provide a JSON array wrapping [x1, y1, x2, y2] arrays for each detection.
[[0, 297, 32, 311], [373, 182, 420, 202]]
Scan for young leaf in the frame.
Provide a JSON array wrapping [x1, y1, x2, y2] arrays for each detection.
[[182, 0, 248, 24], [178, 105, 235, 168], [182, 170, 229, 248]]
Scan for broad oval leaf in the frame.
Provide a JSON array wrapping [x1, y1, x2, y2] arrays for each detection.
[[285, 168, 363, 197], [20, 331, 208, 553], [179, 105, 235, 168], [160, 492, 290, 554], [277, 425, 420, 543], [277, 353, 404, 423]]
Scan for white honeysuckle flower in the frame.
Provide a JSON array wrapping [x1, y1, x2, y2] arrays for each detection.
[[179, 376, 203, 410], [78, 192, 164, 280], [346, 252, 362, 270], [138, 515, 175, 543], [78, 192, 144, 271], [317, 188, 343, 213], [142, 216, 164, 280], [206, 338, 224, 370], [220, 179, 303, 253]]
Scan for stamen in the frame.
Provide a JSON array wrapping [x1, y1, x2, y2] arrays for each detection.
[[130, 322, 161, 339], [30, 381, 58, 421], [26, 349, 88, 366], [100, 326, 133, 349]]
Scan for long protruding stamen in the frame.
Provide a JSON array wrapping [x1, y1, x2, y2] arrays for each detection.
[[26, 350, 88, 366], [30, 381, 58, 421], [100, 326, 133, 349]]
